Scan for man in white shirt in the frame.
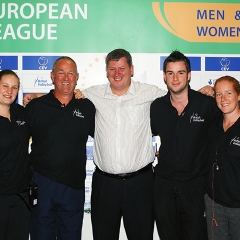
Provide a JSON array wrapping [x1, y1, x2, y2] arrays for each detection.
[[84, 49, 165, 240]]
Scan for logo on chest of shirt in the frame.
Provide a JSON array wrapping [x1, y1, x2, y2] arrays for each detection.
[[189, 113, 204, 123], [16, 120, 26, 126], [230, 136, 240, 147], [73, 109, 84, 118]]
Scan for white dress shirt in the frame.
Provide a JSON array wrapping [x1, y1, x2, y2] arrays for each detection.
[[84, 80, 166, 174]]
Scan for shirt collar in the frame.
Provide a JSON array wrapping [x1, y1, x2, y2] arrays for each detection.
[[104, 79, 135, 97], [235, 117, 240, 128], [216, 115, 240, 129], [10, 104, 18, 120], [48, 89, 75, 103], [165, 84, 192, 104]]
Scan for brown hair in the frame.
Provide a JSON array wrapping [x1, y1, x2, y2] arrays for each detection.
[[105, 49, 132, 69], [163, 50, 191, 73], [214, 75, 240, 97], [0, 69, 20, 89]]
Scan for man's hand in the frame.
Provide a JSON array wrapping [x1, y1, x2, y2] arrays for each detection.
[[198, 85, 214, 97], [22, 93, 43, 107], [74, 89, 85, 99]]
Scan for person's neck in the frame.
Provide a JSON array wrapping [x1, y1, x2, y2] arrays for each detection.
[[170, 91, 188, 116], [110, 81, 131, 96], [111, 87, 129, 96], [53, 91, 73, 105], [223, 110, 240, 131], [0, 104, 11, 120]]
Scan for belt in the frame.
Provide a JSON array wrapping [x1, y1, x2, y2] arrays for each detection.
[[95, 163, 153, 180]]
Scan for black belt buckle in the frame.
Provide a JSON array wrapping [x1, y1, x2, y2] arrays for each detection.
[[117, 173, 131, 180], [95, 163, 152, 180]]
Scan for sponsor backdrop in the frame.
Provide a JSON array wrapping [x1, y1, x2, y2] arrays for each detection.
[[1, 0, 240, 239]]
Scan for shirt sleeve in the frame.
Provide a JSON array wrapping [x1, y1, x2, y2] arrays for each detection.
[[152, 86, 167, 100], [150, 101, 158, 135], [88, 101, 95, 138]]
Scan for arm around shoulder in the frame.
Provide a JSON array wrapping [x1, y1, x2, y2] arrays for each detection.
[[23, 93, 45, 107]]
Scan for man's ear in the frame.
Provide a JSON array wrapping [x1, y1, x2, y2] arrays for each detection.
[[187, 72, 191, 82], [50, 71, 54, 85], [130, 65, 134, 77], [163, 74, 167, 85]]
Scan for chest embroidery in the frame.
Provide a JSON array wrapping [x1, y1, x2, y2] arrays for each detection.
[[73, 109, 84, 118], [190, 113, 204, 123]]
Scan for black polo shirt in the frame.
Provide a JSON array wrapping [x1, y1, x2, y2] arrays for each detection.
[[0, 104, 31, 194], [207, 116, 240, 208], [150, 86, 219, 181], [25, 90, 95, 189]]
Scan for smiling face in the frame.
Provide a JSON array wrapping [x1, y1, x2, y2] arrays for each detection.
[[51, 58, 79, 98], [215, 80, 240, 115], [106, 57, 134, 96], [163, 61, 191, 95], [0, 74, 19, 107]]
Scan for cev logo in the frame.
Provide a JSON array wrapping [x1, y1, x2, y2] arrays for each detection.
[[38, 57, 48, 70], [220, 58, 230, 71]]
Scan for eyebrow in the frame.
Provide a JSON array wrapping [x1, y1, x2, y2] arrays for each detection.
[[0, 82, 18, 87], [166, 70, 186, 73]]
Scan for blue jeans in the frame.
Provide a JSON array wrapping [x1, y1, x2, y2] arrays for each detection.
[[30, 171, 85, 240], [205, 194, 240, 240]]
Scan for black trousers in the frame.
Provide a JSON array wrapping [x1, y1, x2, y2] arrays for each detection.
[[0, 192, 31, 240], [91, 168, 154, 240], [154, 176, 208, 240]]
